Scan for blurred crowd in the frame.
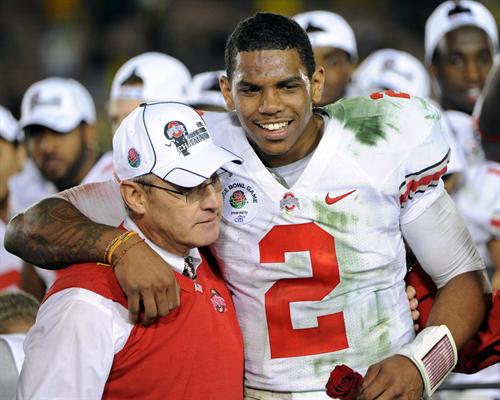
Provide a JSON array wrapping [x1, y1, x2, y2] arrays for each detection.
[[0, 0, 499, 399]]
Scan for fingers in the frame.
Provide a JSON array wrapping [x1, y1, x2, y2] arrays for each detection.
[[406, 285, 416, 300], [127, 288, 141, 324], [141, 289, 159, 326], [166, 279, 180, 312]]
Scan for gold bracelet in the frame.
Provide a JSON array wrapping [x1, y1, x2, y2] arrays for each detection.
[[104, 231, 139, 265], [111, 237, 145, 269]]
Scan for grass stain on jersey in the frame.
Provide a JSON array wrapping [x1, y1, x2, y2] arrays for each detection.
[[312, 200, 358, 232], [322, 97, 406, 147]]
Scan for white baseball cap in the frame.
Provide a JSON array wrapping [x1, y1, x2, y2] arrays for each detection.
[[350, 49, 430, 98], [0, 105, 22, 143], [110, 52, 191, 103], [20, 77, 96, 132], [187, 70, 226, 110], [293, 10, 357, 61], [425, 0, 498, 64], [113, 102, 242, 187]]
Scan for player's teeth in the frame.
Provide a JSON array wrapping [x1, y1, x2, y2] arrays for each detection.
[[261, 122, 287, 130], [468, 88, 481, 97]]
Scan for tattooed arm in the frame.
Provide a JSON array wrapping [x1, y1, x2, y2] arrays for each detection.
[[5, 182, 180, 324], [5, 197, 119, 268]]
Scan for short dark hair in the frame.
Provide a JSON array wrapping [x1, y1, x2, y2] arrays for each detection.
[[224, 12, 316, 80]]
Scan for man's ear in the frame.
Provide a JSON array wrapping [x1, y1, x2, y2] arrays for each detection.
[[311, 67, 325, 105], [120, 180, 147, 215], [220, 75, 235, 111]]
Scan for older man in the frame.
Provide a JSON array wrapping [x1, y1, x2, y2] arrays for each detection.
[[17, 102, 244, 399]]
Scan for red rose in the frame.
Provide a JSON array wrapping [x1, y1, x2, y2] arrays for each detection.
[[325, 364, 364, 400]]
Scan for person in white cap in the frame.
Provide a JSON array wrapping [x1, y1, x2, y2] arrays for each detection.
[[425, 0, 498, 115], [8, 77, 115, 299], [17, 102, 244, 400], [108, 52, 191, 134], [6, 13, 489, 400], [0, 106, 25, 291], [187, 70, 227, 111], [294, 10, 357, 106]]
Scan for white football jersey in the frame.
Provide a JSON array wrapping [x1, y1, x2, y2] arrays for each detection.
[[453, 161, 500, 266], [204, 93, 450, 391]]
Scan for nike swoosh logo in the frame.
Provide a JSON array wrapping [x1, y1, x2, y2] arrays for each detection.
[[325, 189, 357, 205]]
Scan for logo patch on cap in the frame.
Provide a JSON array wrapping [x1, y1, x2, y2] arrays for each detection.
[[164, 120, 210, 157], [127, 147, 141, 168]]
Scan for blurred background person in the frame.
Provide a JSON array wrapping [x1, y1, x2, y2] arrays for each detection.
[[0, 291, 39, 400], [108, 51, 192, 134], [10, 77, 114, 299], [293, 10, 357, 106], [0, 106, 25, 292], [187, 70, 227, 111]]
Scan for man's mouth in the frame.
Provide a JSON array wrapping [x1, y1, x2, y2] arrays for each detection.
[[465, 87, 481, 102], [257, 121, 290, 131], [255, 121, 292, 140]]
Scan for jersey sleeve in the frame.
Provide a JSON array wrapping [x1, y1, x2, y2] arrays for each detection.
[[399, 99, 451, 225], [17, 288, 131, 399], [56, 179, 126, 227]]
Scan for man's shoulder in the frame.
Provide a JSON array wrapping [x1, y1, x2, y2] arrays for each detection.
[[322, 93, 441, 148]]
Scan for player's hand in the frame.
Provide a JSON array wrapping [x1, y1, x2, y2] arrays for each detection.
[[406, 284, 420, 331], [360, 355, 423, 400], [113, 240, 180, 325]]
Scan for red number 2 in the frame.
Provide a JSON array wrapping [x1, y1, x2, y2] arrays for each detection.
[[259, 222, 348, 359]]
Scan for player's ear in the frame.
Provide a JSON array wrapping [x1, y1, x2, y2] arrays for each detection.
[[311, 67, 325, 105], [120, 180, 147, 215], [220, 75, 235, 111]]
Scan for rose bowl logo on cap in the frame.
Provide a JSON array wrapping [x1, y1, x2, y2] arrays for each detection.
[[127, 147, 141, 168]]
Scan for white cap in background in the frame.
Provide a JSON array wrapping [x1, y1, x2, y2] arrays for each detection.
[[187, 70, 226, 110], [0, 105, 22, 142], [113, 102, 242, 187], [350, 49, 430, 98], [110, 52, 191, 103], [425, 0, 498, 64], [20, 77, 96, 132], [293, 10, 357, 61]]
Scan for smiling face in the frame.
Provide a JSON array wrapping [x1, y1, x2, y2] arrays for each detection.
[[220, 49, 324, 167], [431, 26, 494, 114]]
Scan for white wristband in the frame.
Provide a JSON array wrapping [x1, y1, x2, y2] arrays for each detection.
[[397, 325, 457, 398]]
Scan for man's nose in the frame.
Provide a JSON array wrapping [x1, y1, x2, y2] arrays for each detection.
[[258, 89, 283, 115]]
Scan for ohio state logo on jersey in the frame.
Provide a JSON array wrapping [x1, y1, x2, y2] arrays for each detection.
[[210, 289, 227, 313], [280, 192, 300, 212], [163, 120, 209, 156]]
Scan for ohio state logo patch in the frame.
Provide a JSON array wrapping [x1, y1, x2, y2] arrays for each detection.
[[280, 192, 300, 212], [222, 180, 260, 225], [210, 289, 227, 313], [164, 120, 209, 156], [127, 147, 141, 168]]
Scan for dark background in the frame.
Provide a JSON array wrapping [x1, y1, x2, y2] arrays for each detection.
[[1, 0, 499, 149]]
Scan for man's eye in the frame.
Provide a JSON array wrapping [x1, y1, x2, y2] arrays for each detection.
[[240, 87, 259, 94], [282, 84, 299, 90], [448, 55, 464, 67]]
